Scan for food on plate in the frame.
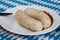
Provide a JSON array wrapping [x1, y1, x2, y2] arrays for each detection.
[[25, 8, 51, 29], [16, 10, 43, 31]]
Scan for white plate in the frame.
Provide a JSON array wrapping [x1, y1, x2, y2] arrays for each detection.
[[0, 6, 60, 35]]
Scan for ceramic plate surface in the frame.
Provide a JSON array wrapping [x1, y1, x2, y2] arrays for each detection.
[[0, 6, 60, 35]]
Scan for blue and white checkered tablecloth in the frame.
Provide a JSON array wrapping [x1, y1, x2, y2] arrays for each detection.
[[0, 0, 60, 40]]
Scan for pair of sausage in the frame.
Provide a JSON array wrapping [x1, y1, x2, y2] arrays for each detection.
[[16, 8, 51, 32]]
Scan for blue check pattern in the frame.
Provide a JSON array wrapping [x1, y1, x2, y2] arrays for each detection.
[[0, 0, 60, 40]]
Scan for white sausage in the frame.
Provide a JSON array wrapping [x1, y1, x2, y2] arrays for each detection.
[[16, 10, 43, 31], [25, 8, 51, 29]]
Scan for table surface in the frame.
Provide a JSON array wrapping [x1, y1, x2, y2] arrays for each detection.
[[0, 0, 60, 40]]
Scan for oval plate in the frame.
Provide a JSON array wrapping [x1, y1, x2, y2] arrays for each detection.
[[0, 6, 59, 35]]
